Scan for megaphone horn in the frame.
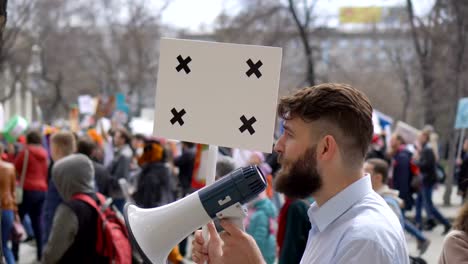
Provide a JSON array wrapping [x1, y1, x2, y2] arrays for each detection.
[[124, 165, 267, 264]]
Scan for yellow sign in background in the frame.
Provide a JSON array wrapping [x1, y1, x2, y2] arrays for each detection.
[[340, 7, 383, 24]]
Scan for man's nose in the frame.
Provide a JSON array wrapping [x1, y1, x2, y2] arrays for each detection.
[[274, 136, 284, 153]]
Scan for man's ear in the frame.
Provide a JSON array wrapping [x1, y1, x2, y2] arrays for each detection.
[[317, 135, 337, 162]]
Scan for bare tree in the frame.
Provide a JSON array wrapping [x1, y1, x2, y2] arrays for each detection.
[[79, 0, 169, 116], [384, 45, 413, 122], [442, 0, 468, 205], [0, 0, 35, 103], [0, 0, 7, 66], [287, 0, 317, 86], [406, 0, 445, 126]]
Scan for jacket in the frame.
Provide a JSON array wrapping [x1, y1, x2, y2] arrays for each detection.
[[14, 145, 48, 192], [107, 144, 132, 199], [42, 154, 98, 264], [377, 185, 404, 227], [133, 162, 176, 208], [93, 161, 111, 196], [458, 153, 468, 196], [174, 148, 195, 189], [0, 160, 16, 211], [42, 180, 62, 244], [416, 144, 438, 186], [278, 199, 312, 264], [439, 230, 468, 264], [246, 198, 277, 264], [392, 147, 414, 210]]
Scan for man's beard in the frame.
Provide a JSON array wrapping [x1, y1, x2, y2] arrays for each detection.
[[274, 146, 322, 199]]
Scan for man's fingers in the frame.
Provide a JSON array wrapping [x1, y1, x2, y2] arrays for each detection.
[[192, 230, 208, 254], [207, 222, 221, 244], [192, 251, 208, 264], [194, 230, 205, 244], [220, 219, 244, 237]]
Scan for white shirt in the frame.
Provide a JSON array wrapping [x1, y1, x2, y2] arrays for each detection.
[[300, 176, 409, 264]]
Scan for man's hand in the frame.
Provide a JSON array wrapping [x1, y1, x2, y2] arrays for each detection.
[[191, 220, 265, 264]]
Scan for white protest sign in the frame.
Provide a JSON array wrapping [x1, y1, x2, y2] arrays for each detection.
[[153, 38, 282, 153], [78, 95, 96, 115], [395, 121, 420, 145]]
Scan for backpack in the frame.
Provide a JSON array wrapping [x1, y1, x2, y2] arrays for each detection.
[[72, 193, 132, 264]]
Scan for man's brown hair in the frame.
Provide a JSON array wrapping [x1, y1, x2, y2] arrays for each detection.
[[278, 83, 373, 163], [115, 128, 132, 145], [26, 130, 42, 145], [393, 133, 406, 145], [51, 131, 76, 156], [366, 158, 389, 183]]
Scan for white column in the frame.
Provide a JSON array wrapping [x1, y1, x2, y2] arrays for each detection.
[[25, 90, 32, 122], [15, 81, 21, 117]]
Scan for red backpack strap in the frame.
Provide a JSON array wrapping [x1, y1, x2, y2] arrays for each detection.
[[71, 193, 106, 212]]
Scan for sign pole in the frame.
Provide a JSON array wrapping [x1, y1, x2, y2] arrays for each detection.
[[202, 145, 218, 263]]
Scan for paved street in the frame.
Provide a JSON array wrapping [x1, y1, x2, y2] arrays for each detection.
[[16, 185, 464, 264]]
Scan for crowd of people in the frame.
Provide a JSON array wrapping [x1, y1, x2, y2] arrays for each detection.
[[0, 83, 467, 264]]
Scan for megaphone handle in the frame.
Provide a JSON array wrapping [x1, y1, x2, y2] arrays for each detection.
[[226, 217, 245, 232], [216, 202, 247, 230]]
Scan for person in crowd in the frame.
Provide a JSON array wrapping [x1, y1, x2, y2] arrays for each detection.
[[439, 201, 468, 263], [215, 155, 237, 180], [276, 195, 312, 264], [366, 134, 391, 164], [458, 138, 468, 202], [1, 140, 35, 242], [174, 142, 196, 197], [133, 140, 176, 208], [42, 154, 103, 263], [13, 130, 48, 262], [192, 83, 408, 263], [244, 191, 277, 264], [389, 134, 415, 213], [243, 153, 276, 264], [365, 158, 431, 255], [131, 133, 146, 158], [107, 128, 133, 213], [77, 138, 112, 196], [42, 131, 77, 246], [415, 130, 451, 235], [132, 140, 182, 263], [0, 143, 17, 264]]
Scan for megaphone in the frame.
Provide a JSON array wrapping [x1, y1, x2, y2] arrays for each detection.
[[124, 165, 266, 264]]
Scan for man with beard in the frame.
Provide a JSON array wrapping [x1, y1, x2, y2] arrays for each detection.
[[191, 83, 408, 264]]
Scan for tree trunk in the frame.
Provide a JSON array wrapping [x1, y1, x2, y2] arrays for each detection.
[[444, 130, 459, 205], [287, 0, 315, 86], [421, 64, 435, 125], [444, 0, 468, 205], [402, 80, 410, 122], [0, 0, 8, 68]]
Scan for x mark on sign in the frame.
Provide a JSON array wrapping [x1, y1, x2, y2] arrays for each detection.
[[246, 59, 263, 78], [239, 115, 257, 135], [176, 55, 192, 74], [170, 108, 186, 126]]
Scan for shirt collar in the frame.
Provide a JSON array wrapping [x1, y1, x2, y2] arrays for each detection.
[[308, 175, 373, 232]]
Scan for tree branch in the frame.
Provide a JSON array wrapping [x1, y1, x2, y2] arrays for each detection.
[[406, 0, 424, 57], [0, 64, 20, 103], [288, 0, 315, 86]]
